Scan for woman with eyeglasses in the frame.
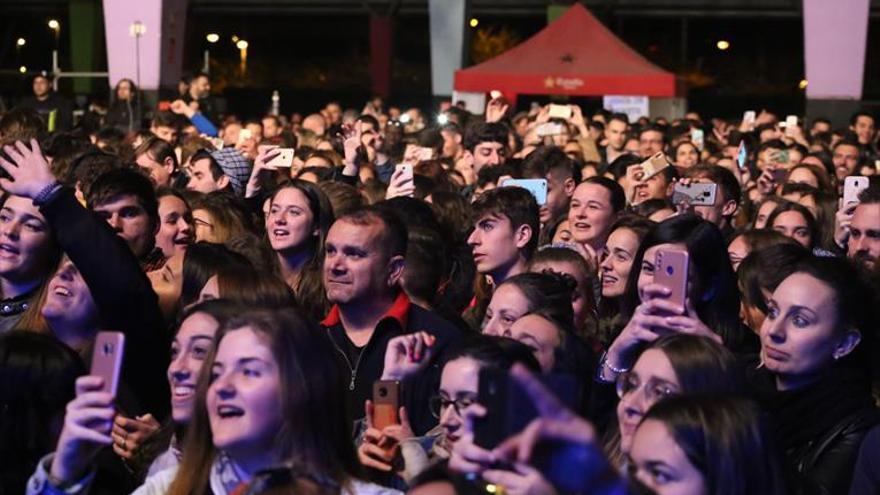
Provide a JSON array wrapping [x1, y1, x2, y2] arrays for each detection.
[[605, 334, 742, 469], [357, 334, 541, 490]]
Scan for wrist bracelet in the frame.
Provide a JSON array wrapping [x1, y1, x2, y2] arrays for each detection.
[[33, 181, 62, 206], [597, 350, 629, 383]]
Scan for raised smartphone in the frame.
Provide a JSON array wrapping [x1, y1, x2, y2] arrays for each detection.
[[548, 104, 572, 120], [672, 182, 717, 207], [91, 332, 125, 397], [372, 380, 400, 430], [502, 178, 548, 205], [784, 115, 798, 137], [843, 176, 870, 206], [691, 128, 705, 151], [641, 152, 670, 180], [654, 248, 689, 313], [265, 148, 294, 168]]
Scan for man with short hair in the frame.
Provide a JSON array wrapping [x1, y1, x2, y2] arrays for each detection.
[[681, 164, 741, 238], [849, 111, 877, 151], [463, 122, 509, 173], [302, 113, 327, 137], [602, 113, 629, 164], [832, 139, 862, 182], [150, 111, 180, 145], [521, 146, 580, 226], [467, 187, 540, 287], [843, 185, 880, 271], [810, 117, 832, 137], [638, 124, 666, 158], [181, 72, 216, 123], [87, 168, 164, 270], [186, 149, 250, 196], [262, 114, 282, 139], [569, 177, 626, 255], [18, 74, 72, 132], [321, 207, 460, 434], [134, 136, 178, 187]]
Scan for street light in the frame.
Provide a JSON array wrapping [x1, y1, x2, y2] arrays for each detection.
[[716, 40, 730, 51], [16, 38, 26, 47], [469, 18, 479, 28], [129, 21, 146, 96], [799, 79, 808, 90], [206, 33, 219, 43], [19, 66, 26, 74], [48, 19, 60, 50], [236, 39, 249, 76]]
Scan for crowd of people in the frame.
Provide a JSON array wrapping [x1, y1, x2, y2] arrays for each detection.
[[0, 68, 879, 495]]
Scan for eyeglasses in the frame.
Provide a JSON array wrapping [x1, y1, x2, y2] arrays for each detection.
[[429, 394, 478, 419], [615, 371, 678, 405]]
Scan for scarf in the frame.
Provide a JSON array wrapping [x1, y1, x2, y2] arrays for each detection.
[[753, 364, 874, 451]]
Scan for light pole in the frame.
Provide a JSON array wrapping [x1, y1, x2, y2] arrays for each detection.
[[204, 33, 219, 74], [48, 20, 60, 89], [48, 19, 60, 48], [129, 21, 146, 92], [236, 39, 248, 77]]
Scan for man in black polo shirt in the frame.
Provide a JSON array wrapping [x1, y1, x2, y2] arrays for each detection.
[[321, 206, 460, 435]]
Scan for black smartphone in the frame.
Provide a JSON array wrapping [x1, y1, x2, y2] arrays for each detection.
[[473, 368, 578, 450]]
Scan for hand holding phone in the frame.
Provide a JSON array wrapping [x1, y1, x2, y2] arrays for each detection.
[[91, 332, 125, 397], [640, 152, 670, 180], [653, 248, 689, 314], [672, 182, 717, 207], [843, 176, 869, 206], [548, 104, 572, 120], [264, 148, 294, 168]]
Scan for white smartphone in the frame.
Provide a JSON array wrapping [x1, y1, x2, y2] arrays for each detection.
[[784, 115, 798, 137], [265, 148, 294, 168], [743, 110, 756, 127], [548, 104, 572, 120], [843, 176, 870, 206], [395, 163, 414, 183]]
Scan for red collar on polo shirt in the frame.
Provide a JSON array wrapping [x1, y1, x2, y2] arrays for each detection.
[[321, 292, 411, 330]]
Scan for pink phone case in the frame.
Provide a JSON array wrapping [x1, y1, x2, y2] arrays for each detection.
[[91, 332, 125, 396], [654, 249, 689, 312]]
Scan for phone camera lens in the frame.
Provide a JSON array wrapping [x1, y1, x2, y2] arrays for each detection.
[[378, 387, 388, 398], [103, 343, 112, 355], [666, 266, 674, 275]]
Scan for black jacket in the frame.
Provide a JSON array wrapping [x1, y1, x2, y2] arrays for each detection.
[[105, 98, 142, 134], [18, 93, 73, 132], [41, 188, 170, 420], [322, 293, 461, 436]]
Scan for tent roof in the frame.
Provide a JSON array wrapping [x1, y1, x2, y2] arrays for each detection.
[[454, 3, 677, 97]]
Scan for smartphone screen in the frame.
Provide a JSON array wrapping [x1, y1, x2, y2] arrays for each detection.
[[502, 178, 548, 205], [691, 129, 705, 151], [654, 249, 689, 313], [91, 332, 125, 397], [372, 380, 400, 430], [736, 142, 748, 170]]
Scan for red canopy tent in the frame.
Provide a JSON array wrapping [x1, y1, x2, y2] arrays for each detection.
[[453, 3, 677, 102]]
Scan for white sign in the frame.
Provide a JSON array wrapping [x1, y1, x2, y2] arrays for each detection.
[[452, 91, 487, 115], [603, 95, 649, 123]]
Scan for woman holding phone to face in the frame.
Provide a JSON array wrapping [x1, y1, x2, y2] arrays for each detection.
[[34, 308, 399, 495], [598, 214, 749, 385], [26, 301, 241, 492], [366, 334, 542, 490], [750, 256, 879, 494]]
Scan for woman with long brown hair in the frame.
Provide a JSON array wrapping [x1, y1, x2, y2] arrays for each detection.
[[265, 180, 334, 320]]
